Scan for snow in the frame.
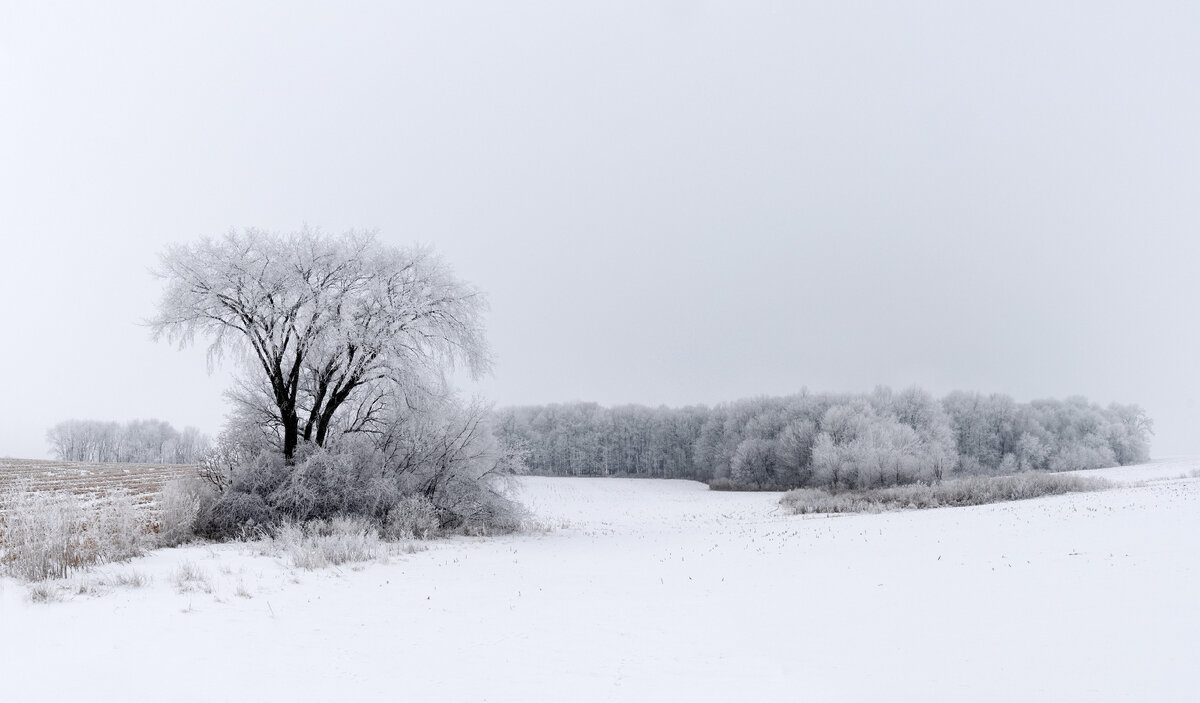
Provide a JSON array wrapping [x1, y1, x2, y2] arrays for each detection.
[[1067, 456, 1199, 485], [3, 462, 1199, 702]]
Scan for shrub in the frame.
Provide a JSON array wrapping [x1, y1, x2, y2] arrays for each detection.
[[778, 488, 877, 514], [1, 488, 88, 580], [453, 487, 524, 536], [384, 495, 440, 540], [780, 473, 1112, 515], [192, 392, 527, 542], [265, 443, 397, 523], [154, 479, 209, 547], [429, 471, 524, 536], [88, 490, 149, 563], [707, 477, 791, 492], [197, 491, 271, 540]]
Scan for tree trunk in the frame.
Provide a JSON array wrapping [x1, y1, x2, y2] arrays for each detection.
[[313, 382, 358, 448], [282, 406, 300, 464]]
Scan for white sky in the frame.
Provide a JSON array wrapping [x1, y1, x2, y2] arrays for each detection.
[[2, 1, 1198, 459]]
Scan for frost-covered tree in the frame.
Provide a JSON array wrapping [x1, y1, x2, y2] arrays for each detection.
[[151, 230, 489, 463], [774, 418, 817, 486], [730, 438, 779, 487], [149, 231, 525, 537]]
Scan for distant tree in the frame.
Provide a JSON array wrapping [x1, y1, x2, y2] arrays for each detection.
[[46, 419, 210, 463], [774, 418, 817, 486], [730, 438, 779, 487], [1104, 403, 1153, 465]]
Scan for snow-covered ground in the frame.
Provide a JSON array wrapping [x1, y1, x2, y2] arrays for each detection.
[[3, 461, 1198, 702]]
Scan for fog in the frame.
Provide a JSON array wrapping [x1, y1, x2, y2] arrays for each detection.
[[2, 1, 1197, 460]]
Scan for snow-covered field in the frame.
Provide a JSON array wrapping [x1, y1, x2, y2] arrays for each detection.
[[3, 460, 1198, 702]]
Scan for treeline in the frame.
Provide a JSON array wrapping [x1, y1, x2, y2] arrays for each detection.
[[493, 388, 1153, 490], [46, 419, 211, 464]]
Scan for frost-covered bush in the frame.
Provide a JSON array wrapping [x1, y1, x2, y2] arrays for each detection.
[[780, 473, 1112, 515], [196, 393, 525, 541], [87, 490, 147, 563], [265, 440, 398, 523], [384, 495, 440, 539], [706, 477, 734, 491], [197, 491, 271, 540], [776, 488, 874, 514], [374, 396, 525, 535], [0, 486, 150, 581], [448, 482, 524, 536], [154, 479, 209, 547], [1, 488, 89, 580]]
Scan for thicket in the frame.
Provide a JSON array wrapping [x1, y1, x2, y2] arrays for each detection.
[[494, 388, 1152, 490], [779, 473, 1113, 514], [192, 394, 525, 541]]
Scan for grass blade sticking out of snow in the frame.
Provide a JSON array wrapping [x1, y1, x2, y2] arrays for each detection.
[[173, 561, 213, 593], [780, 473, 1113, 515]]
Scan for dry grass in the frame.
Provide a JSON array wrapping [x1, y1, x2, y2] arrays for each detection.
[[27, 581, 64, 603], [0, 461, 208, 582], [254, 515, 428, 570], [0, 485, 152, 581], [269, 516, 384, 570], [173, 561, 212, 593], [23, 569, 150, 602]]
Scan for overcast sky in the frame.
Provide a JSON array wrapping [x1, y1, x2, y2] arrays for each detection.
[[2, 1, 1198, 460]]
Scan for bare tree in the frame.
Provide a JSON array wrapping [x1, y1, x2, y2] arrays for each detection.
[[151, 229, 489, 463]]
